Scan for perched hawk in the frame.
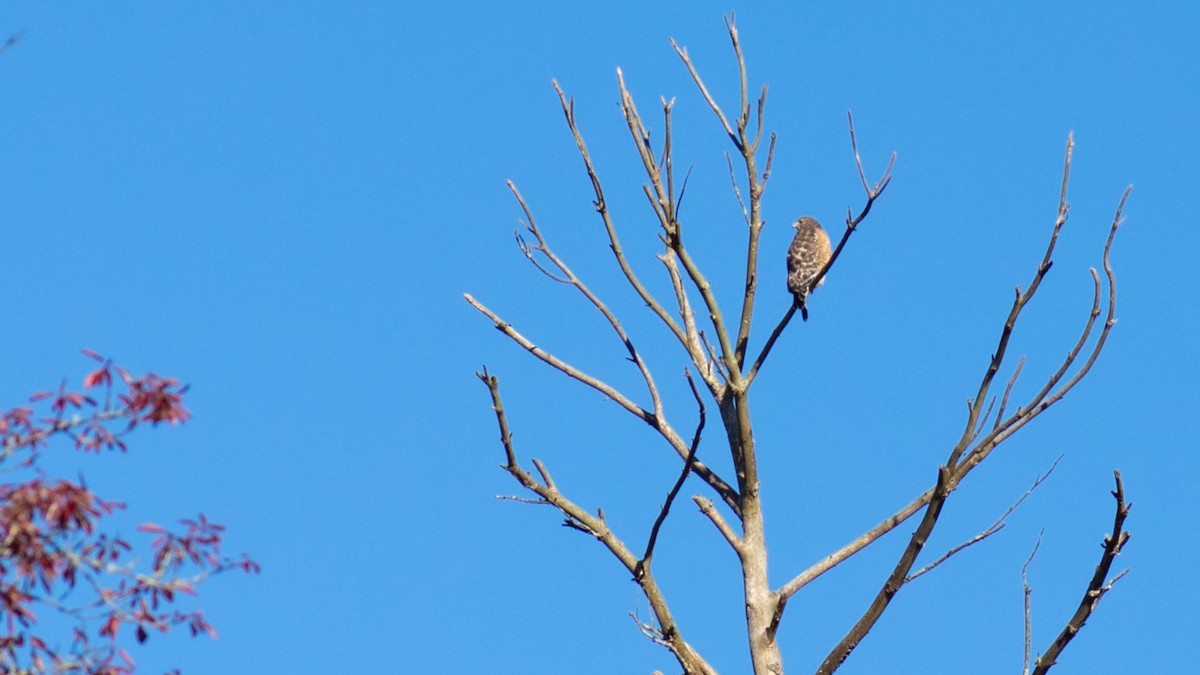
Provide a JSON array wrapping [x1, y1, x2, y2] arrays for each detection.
[[786, 216, 832, 321]]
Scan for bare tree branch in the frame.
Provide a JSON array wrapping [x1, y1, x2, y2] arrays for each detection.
[[672, 14, 774, 377], [476, 368, 717, 675], [617, 69, 744, 387], [658, 246, 718, 384], [726, 152, 751, 226], [1031, 471, 1132, 674], [814, 169, 1124, 667], [467, 297, 653, 422], [776, 488, 932, 602], [958, 185, 1128, 473], [745, 112, 894, 384], [551, 80, 699, 367], [1022, 531, 1044, 675], [670, 38, 737, 146], [639, 370, 706, 577], [508, 180, 668, 422], [693, 496, 743, 553], [465, 295, 741, 513], [995, 356, 1027, 431], [778, 137, 1125, 654], [906, 456, 1061, 583], [817, 466, 955, 674], [813, 140, 1116, 672], [948, 134, 1076, 470], [744, 304, 798, 385]]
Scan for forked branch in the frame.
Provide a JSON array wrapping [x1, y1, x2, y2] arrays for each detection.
[[476, 368, 717, 675], [671, 13, 777, 375], [509, 180, 667, 423], [551, 81, 694, 363], [617, 68, 744, 386], [465, 294, 741, 513]]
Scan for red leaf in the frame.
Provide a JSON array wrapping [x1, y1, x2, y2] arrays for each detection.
[[100, 614, 120, 639], [83, 366, 111, 389]]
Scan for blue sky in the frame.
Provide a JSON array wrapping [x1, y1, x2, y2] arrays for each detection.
[[0, 2, 1195, 673]]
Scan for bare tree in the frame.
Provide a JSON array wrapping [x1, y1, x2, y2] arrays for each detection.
[[468, 16, 1131, 675]]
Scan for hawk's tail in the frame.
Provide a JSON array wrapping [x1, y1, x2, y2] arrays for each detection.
[[793, 293, 809, 322]]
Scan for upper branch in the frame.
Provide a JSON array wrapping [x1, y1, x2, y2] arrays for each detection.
[[809, 139, 1123, 673], [808, 112, 896, 296], [552, 81, 693, 357], [619, 74, 739, 386], [612, 75, 727, 393], [948, 134, 1075, 469], [957, 184, 1127, 474], [509, 180, 667, 422], [746, 112, 894, 384], [670, 15, 775, 379]]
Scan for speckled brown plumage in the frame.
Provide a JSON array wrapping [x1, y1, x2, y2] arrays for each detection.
[[786, 216, 832, 321]]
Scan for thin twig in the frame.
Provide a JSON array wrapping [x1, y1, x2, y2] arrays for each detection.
[[467, 296, 653, 423], [658, 246, 715, 384], [496, 495, 552, 505], [670, 39, 737, 145], [810, 113, 896, 295], [906, 455, 1061, 583], [971, 395, 997, 443], [694, 496, 742, 553], [1022, 531, 1044, 675], [995, 356, 1027, 430], [726, 152, 751, 226]]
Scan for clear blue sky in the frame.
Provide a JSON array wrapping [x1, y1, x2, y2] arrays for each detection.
[[0, 2, 1195, 673]]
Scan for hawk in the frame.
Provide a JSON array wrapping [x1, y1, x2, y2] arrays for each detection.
[[786, 216, 832, 321]]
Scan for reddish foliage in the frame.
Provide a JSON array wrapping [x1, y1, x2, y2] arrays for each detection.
[[0, 352, 258, 673]]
